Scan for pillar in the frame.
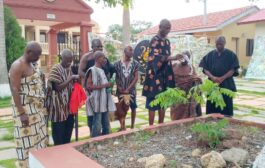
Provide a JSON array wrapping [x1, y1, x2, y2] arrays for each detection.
[[80, 24, 92, 56], [20, 25, 25, 39], [47, 28, 57, 71]]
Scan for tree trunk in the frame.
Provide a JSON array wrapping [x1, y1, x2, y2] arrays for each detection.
[[0, 0, 11, 97], [122, 6, 130, 47]]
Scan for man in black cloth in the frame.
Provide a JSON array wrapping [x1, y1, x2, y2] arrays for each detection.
[[199, 36, 239, 116]]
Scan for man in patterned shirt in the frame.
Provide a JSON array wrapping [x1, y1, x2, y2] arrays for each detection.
[[142, 19, 182, 125], [114, 46, 139, 129]]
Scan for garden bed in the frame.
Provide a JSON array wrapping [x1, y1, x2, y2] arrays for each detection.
[[76, 117, 265, 168]]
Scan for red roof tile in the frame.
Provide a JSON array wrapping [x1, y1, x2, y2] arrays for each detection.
[[4, 0, 93, 13], [238, 8, 265, 24], [139, 6, 258, 36]]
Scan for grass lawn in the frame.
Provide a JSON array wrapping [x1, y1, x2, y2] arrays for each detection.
[[0, 119, 14, 141], [0, 97, 11, 109], [0, 159, 16, 168]]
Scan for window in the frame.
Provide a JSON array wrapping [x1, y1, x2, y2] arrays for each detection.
[[40, 32, 47, 43], [57, 32, 67, 43], [246, 39, 254, 57]]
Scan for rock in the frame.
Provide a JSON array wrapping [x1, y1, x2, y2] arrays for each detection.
[[181, 164, 193, 168], [241, 136, 248, 142], [201, 151, 226, 168], [192, 148, 202, 157], [185, 135, 192, 140], [128, 157, 134, 162], [222, 139, 243, 149], [223, 129, 243, 140], [252, 146, 265, 168], [113, 141, 119, 146], [145, 154, 166, 168], [221, 148, 249, 166], [137, 157, 147, 164], [96, 145, 104, 150]]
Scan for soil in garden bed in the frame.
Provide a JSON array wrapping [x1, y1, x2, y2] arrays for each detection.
[[76, 119, 265, 168]]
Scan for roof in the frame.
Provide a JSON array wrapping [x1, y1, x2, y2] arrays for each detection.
[[139, 6, 259, 36], [238, 8, 265, 24], [4, 0, 93, 25], [4, 0, 93, 13]]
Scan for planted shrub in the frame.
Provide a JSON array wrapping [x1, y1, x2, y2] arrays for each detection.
[[191, 119, 229, 148], [151, 79, 236, 110]]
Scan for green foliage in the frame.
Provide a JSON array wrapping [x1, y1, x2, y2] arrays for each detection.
[[151, 79, 236, 110], [106, 20, 152, 42], [104, 43, 118, 62], [188, 79, 236, 110], [0, 133, 14, 141], [134, 131, 154, 142], [4, 7, 26, 70], [150, 88, 188, 109], [86, 0, 132, 8], [0, 96, 11, 108], [191, 119, 229, 148], [0, 159, 16, 168], [169, 160, 177, 168], [107, 24, 123, 41]]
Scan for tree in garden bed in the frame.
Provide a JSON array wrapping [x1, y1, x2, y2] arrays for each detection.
[[150, 79, 236, 111]]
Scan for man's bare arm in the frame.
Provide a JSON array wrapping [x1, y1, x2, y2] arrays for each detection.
[[78, 54, 88, 78], [126, 70, 138, 92], [9, 62, 25, 113]]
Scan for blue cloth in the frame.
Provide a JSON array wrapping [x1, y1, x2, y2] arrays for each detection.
[[91, 112, 110, 137], [145, 97, 161, 111]]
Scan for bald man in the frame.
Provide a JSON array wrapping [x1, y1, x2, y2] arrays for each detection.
[[9, 41, 48, 168], [142, 19, 179, 125], [46, 49, 79, 145], [114, 46, 139, 130], [199, 36, 239, 116], [78, 39, 115, 81]]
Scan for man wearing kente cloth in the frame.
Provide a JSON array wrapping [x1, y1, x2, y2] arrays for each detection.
[[143, 19, 181, 125], [171, 51, 202, 120], [9, 42, 48, 168], [46, 49, 80, 145], [199, 36, 239, 116]]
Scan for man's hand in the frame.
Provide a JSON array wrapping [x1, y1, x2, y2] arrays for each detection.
[[216, 77, 225, 84], [167, 54, 184, 61], [71, 75, 80, 80], [123, 89, 129, 94], [105, 82, 113, 88], [20, 113, 29, 127]]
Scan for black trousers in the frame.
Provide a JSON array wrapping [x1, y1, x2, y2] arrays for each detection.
[[51, 115, 74, 145], [206, 94, 233, 116]]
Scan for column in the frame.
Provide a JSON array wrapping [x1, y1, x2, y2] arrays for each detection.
[[80, 24, 92, 56], [20, 25, 25, 39], [47, 28, 57, 71]]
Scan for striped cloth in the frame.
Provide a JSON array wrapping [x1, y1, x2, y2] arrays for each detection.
[[86, 66, 116, 116], [46, 64, 73, 122], [114, 60, 139, 97]]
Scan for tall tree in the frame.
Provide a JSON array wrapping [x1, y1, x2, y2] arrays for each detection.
[[85, 0, 133, 46], [4, 7, 26, 70], [122, 5, 130, 47], [0, 0, 10, 97], [107, 21, 152, 42], [107, 24, 123, 41]]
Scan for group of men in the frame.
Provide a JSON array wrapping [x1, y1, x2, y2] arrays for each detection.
[[9, 18, 239, 167]]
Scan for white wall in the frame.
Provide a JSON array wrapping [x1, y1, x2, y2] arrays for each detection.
[[255, 22, 265, 36]]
